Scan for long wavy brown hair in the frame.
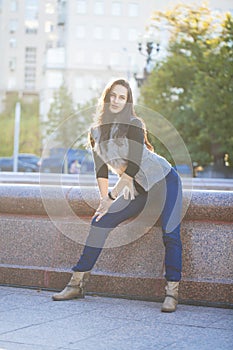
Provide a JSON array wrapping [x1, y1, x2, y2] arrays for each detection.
[[89, 78, 154, 151]]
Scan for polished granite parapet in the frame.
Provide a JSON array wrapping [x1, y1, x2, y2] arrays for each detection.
[[0, 184, 232, 307], [184, 190, 233, 222], [0, 184, 232, 221]]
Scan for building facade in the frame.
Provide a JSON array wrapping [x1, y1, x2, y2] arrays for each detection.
[[0, 0, 58, 111], [0, 0, 232, 118], [41, 0, 157, 119]]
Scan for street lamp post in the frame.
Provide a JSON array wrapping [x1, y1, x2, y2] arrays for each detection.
[[13, 102, 21, 172], [134, 33, 160, 87]]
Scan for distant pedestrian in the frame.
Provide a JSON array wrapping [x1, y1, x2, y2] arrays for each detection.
[[53, 78, 183, 312], [69, 159, 80, 174]]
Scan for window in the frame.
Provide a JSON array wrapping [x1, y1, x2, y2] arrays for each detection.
[[10, 0, 18, 12], [128, 28, 137, 41], [45, 2, 55, 14], [24, 66, 36, 89], [46, 41, 54, 49], [76, 0, 86, 14], [112, 2, 122, 16], [93, 26, 103, 40], [25, 47, 37, 63], [58, 0, 66, 25], [128, 3, 138, 17], [9, 57, 16, 71], [25, 0, 38, 34], [24, 47, 36, 89], [25, 0, 38, 19], [57, 39, 65, 48], [9, 19, 18, 33], [94, 1, 104, 15], [25, 27, 37, 34], [45, 21, 54, 33], [76, 25, 85, 38], [111, 27, 120, 40], [9, 38, 17, 48]]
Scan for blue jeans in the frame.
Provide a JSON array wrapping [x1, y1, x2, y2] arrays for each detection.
[[72, 168, 183, 281]]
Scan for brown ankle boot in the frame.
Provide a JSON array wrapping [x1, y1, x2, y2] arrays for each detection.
[[161, 281, 179, 312], [52, 271, 91, 301]]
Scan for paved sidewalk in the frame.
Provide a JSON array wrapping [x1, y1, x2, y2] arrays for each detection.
[[0, 286, 232, 350]]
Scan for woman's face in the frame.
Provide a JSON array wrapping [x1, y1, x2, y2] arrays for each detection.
[[109, 84, 128, 114]]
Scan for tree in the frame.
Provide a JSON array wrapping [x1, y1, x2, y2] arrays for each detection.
[[44, 84, 97, 153], [44, 84, 75, 149], [0, 93, 41, 156], [140, 3, 233, 168], [191, 13, 233, 166]]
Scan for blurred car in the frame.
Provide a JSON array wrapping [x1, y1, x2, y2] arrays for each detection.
[[40, 156, 65, 173], [175, 164, 193, 176], [18, 153, 40, 168], [0, 157, 38, 172], [68, 149, 94, 174], [40, 149, 94, 174]]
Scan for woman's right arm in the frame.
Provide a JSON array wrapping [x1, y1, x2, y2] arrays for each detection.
[[92, 150, 113, 221], [92, 152, 113, 221], [96, 177, 108, 198]]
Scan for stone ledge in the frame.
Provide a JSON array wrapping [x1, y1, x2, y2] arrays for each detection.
[[0, 184, 232, 222], [0, 184, 232, 307], [0, 265, 232, 308]]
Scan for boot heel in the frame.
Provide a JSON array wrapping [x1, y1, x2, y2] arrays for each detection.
[[161, 281, 179, 312], [52, 271, 91, 301]]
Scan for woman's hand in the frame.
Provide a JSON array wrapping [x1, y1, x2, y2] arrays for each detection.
[[94, 196, 113, 222], [112, 173, 135, 200]]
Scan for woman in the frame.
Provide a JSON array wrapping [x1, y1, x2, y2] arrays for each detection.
[[52, 78, 183, 312]]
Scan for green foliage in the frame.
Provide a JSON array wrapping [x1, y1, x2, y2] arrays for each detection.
[[0, 94, 41, 156], [140, 3, 233, 167], [44, 84, 75, 148], [44, 84, 97, 150]]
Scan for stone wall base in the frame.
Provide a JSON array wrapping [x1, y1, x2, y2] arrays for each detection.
[[0, 185, 232, 308], [1, 265, 232, 308]]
